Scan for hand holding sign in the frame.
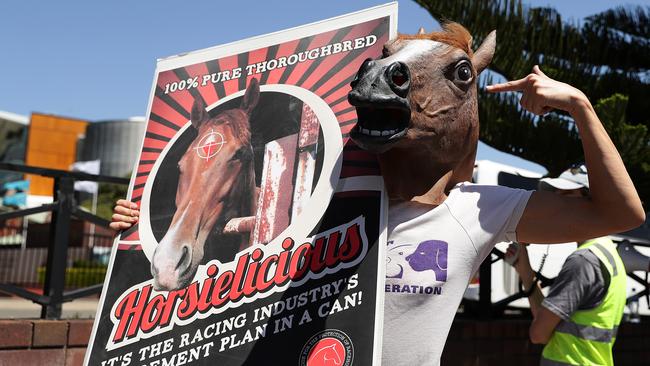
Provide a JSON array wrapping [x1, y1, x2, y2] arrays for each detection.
[[486, 65, 588, 116], [110, 199, 139, 231]]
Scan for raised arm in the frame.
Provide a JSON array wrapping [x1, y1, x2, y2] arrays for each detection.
[[487, 66, 645, 243]]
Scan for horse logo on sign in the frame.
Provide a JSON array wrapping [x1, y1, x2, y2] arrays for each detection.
[[300, 329, 353, 366]]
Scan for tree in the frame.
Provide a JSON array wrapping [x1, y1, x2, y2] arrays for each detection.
[[415, 0, 650, 207], [80, 182, 128, 220]]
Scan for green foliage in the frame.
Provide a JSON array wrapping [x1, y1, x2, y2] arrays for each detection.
[[478, 86, 582, 176], [593, 94, 650, 200], [415, 0, 650, 206], [71, 259, 106, 268], [586, 6, 650, 47], [80, 181, 129, 220], [38, 262, 108, 288]]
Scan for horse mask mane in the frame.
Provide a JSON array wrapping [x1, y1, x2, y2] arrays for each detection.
[[348, 23, 496, 204]]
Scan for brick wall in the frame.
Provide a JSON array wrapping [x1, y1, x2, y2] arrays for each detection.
[[442, 319, 650, 365], [0, 319, 647, 365], [0, 319, 93, 366]]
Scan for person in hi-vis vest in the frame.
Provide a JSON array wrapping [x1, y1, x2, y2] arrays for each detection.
[[506, 165, 627, 366]]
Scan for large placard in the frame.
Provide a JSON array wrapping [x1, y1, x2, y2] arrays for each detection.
[[86, 3, 396, 366]]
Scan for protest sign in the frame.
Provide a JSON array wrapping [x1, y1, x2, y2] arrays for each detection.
[[86, 3, 396, 365]]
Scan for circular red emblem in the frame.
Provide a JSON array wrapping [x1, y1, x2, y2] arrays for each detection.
[[300, 329, 353, 366]]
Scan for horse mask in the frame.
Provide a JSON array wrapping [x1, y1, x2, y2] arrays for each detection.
[[348, 23, 496, 203]]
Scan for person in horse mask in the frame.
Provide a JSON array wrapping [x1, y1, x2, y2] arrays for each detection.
[[505, 165, 627, 366], [112, 24, 645, 366], [343, 23, 643, 365]]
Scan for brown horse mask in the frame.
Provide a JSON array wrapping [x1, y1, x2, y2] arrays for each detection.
[[151, 79, 259, 291], [348, 23, 496, 204]]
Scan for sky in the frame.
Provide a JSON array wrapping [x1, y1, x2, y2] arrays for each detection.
[[1, 0, 648, 174]]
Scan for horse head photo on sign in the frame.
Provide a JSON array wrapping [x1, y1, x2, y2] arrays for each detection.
[[150, 80, 259, 291], [145, 79, 331, 291]]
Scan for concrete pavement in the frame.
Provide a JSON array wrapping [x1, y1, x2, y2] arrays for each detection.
[[0, 297, 98, 319]]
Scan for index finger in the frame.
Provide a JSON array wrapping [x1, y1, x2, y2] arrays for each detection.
[[486, 78, 527, 93]]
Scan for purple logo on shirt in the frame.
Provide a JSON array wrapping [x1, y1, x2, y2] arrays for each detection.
[[387, 240, 448, 282]]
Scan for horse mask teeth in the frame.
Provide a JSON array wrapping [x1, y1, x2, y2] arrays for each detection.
[[348, 100, 410, 152]]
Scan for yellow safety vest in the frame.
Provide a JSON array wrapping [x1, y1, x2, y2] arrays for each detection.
[[541, 238, 627, 366]]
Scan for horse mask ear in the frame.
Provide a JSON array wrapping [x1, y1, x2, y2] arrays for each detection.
[[190, 98, 209, 129], [472, 30, 496, 74], [241, 78, 260, 114]]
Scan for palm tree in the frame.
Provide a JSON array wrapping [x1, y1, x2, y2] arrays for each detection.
[[415, 0, 650, 207]]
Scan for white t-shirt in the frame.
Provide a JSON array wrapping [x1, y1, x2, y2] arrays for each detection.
[[382, 183, 532, 365]]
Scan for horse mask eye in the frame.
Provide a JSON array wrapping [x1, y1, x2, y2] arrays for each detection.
[[454, 62, 473, 82]]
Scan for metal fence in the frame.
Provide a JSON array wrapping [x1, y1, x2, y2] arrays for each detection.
[[0, 163, 128, 319], [0, 232, 114, 289], [2, 247, 93, 288]]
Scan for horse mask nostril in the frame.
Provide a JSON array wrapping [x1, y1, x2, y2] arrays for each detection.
[[385, 61, 410, 98]]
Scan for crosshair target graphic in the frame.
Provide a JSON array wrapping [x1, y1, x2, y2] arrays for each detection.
[[194, 129, 226, 161]]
